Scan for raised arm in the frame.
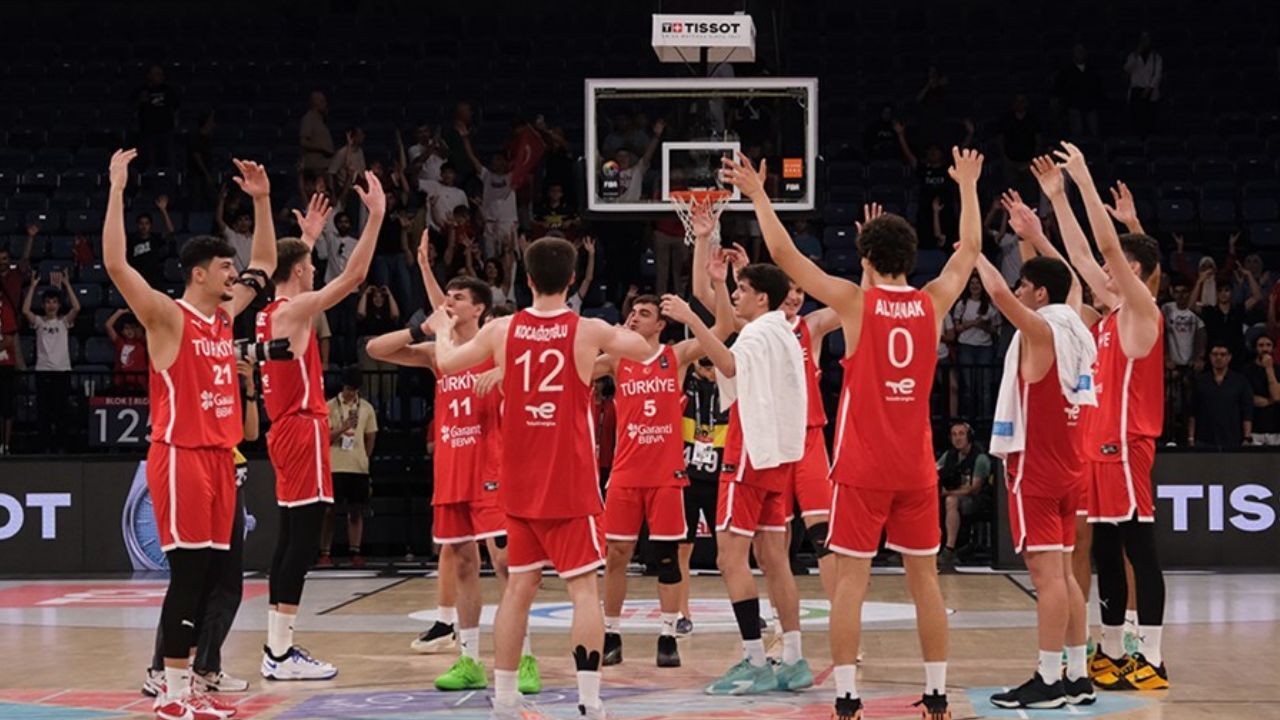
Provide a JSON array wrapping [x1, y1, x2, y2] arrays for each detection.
[[639, 119, 666, 168], [575, 238, 596, 301], [105, 308, 126, 343], [459, 128, 485, 176], [292, 193, 333, 251], [224, 159, 279, 318], [924, 147, 985, 312], [661, 294, 736, 377], [689, 204, 718, 309], [674, 246, 736, 365], [21, 272, 38, 326], [1032, 154, 1117, 309], [975, 254, 1050, 343], [1103, 180, 1146, 235], [61, 273, 80, 325], [429, 309, 505, 374], [1004, 189, 1083, 312], [721, 152, 862, 316], [101, 149, 180, 332], [365, 326, 437, 369], [214, 185, 228, 232], [892, 120, 918, 168], [155, 195, 176, 236], [417, 230, 446, 309]]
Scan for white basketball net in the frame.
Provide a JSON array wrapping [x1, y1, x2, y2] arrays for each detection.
[[670, 190, 732, 246]]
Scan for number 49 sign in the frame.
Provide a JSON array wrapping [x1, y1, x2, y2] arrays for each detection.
[[89, 395, 151, 447]]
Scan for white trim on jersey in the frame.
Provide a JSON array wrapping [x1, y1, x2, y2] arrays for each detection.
[[1026, 544, 1066, 552], [160, 369, 177, 444], [433, 533, 478, 545], [874, 285, 915, 292], [827, 486, 877, 558], [586, 400, 603, 505], [587, 515, 604, 559], [606, 533, 641, 542], [827, 389, 853, 475], [298, 354, 311, 410], [508, 560, 548, 574], [474, 529, 507, 540], [167, 444, 181, 546], [523, 307, 572, 319], [176, 299, 217, 325], [312, 418, 329, 502], [637, 345, 666, 365], [885, 542, 941, 556], [1120, 358, 1137, 521]]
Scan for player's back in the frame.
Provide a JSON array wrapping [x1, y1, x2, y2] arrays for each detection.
[[501, 308, 600, 518], [610, 345, 686, 487], [830, 285, 938, 489], [256, 298, 327, 421], [150, 299, 242, 449], [1083, 310, 1164, 461]]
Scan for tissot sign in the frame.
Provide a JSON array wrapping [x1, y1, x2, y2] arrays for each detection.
[[651, 14, 756, 63]]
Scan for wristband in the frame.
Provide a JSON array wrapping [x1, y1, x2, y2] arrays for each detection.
[[409, 325, 429, 344], [243, 394, 258, 401]]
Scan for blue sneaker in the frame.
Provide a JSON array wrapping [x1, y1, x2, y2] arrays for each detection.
[[774, 658, 814, 691], [705, 659, 776, 695]]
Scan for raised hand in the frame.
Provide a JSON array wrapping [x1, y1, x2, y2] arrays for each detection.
[[108, 148, 138, 190], [659, 294, 697, 325], [232, 159, 270, 198], [1052, 141, 1089, 182], [1001, 190, 1041, 238], [855, 202, 884, 235], [931, 196, 944, 213], [1030, 155, 1065, 198], [292, 193, 333, 245], [154, 194, 169, 211], [690, 202, 717, 239], [25, 223, 40, 238], [653, 118, 666, 136], [583, 237, 596, 256], [1104, 181, 1139, 226], [723, 242, 750, 271], [355, 171, 386, 216], [947, 146, 983, 185], [474, 366, 504, 397], [1173, 233, 1185, 253], [426, 306, 454, 337], [417, 230, 432, 268], [720, 151, 768, 200], [707, 246, 729, 283]]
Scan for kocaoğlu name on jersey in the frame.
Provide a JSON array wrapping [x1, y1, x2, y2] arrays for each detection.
[[512, 324, 569, 342]]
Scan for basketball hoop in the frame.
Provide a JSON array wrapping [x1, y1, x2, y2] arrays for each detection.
[[669, 188, 733, 246]]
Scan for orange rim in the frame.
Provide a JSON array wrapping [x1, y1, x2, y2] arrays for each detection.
[[669, 189, 733, 204]]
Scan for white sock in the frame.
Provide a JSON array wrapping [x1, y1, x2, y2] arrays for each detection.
[[494, 669, 518, 705], [522, 634, 532, 657], [660, 613, 678, 638], [438, 606, 456, 625], [833, 664, 858, 700], [1124, 609, 1138, 629], [1100, 624, 1124, 658], [459, 627, 480, 660], [1138, 625, 1162, 667], [782, 630, 802, 664], [743, 638, 767, 667], [604, 615, 620, 634], [163, 667, 190, 701], [1037, 649, 1062, 684], [924, 661, 947, 695], [577, 670, 602, 710], [1066, 645, 1088, 681], [268, 611, 295, 657]]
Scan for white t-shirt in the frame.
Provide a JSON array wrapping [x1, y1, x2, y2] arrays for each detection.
[[316, 231, 359, 286], [480, 168, 518, 222], [489, 285, 511, 308], [617, 158, 649, 202], [222, 227, 252, 271], [950, 298, 998, 347], [33, 315, 72, 371], [412, 152, 445, 191], [423, 180, 469, 230], [1162, 301, 1204, 366]]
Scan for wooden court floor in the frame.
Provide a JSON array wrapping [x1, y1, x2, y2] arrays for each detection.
[[0, 571, 1277, 719]]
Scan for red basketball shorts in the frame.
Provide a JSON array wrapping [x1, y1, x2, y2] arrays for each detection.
[[1008, 484, 1079, 554], [716, 479, 788, 537], [146, 442, 237, 552], [786, 427, 833, 519], [1087, 438, 1155, 524], [267, 414, 333, 507], [604, 485, 687, 542], [506, 514, 605, 579], [826, 484, 940, 558], [433, 499, 507, 544]]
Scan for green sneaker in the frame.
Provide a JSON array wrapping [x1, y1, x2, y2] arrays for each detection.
[[517, 654, 542, 694], [434, 655, 487, 691], [705, 659, 776, 695], [774, 658, 814, 691]]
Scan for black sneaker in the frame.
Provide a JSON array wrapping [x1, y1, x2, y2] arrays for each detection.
[[1064, 674, 1097, 705], [656, 635, 681, 667], [913, 691, 951, 720], [409, 620, 455, 654], [603, 632, 623, 666], [833, 694, 863, 719], [990, 673, 1066, 709], [675, 616, 693, 636]]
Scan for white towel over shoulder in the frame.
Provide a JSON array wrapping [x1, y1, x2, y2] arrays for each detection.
[[990, 304, 1098, 459], [716, 310, 807, 469]]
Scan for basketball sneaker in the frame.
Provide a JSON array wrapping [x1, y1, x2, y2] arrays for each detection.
[[832, 695, 864, 720], [577, 704, 608, 719], [990, 674, 1066, 709], [187, 690, 238, 718], [153, 696, 223, 720], [260, 645, 338, 681], [1119, 653, 1168, 691], [518, 654, 542, 694], [489, 700, 551, 719], [774, 658, 815, 691], [656, 635, 680, 668], [912, 691, 951, 720], [675, 616, 693, 637], [704, 659, 777, 695], [142, 668, 166, 697], [1088, 651, 1128, 682], [435, 655, 487, 691], [1063, 674, 1097, 705], [194, 670, 249, 693], [602, 632, 623, 666], [410, 621, 456, 653]]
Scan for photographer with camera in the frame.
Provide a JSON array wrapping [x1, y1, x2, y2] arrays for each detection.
[[936, 420, 993, 569]]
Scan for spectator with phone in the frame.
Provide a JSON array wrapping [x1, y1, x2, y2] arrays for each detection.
[[23, 270, 80, 451], [320, 367, 378, 567], [106, 308, 148, 394]]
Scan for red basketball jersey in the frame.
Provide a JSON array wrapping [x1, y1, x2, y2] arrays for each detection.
[[830, 286, 938, 490], [256, 298, 327, 421], [610, 345, 687, 488], [433, 358, 499, 504], [501, 308, 601, 518], [793, 316, 827, 428], [720, 401, 789, 492], [1006, 357, 1086, 497], [149, 299, 242, 449], [1083, 310, 1165, 461]]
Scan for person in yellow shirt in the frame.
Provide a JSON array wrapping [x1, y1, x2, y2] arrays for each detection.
[[319, 366, 378, 567]]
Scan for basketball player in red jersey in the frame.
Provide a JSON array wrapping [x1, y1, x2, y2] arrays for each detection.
[[974, 252, 1097, 708], [256, 172, 385, 681], [429, 237, 651, 720], [365, 245, 542, 695], [722, 147, 986, 720], [104, 149, 278, 720], [596, 217, 734, 669], [1049, 143, 1168, 691]]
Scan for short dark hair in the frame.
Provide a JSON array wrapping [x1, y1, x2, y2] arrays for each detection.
[[1020, 256, 1073, 304], [179, 235, 237, 284], [738, 264, 791, 311], [340, 366, 363, 389], [136, 212, 153, 224], [489, 303, 515, 318], [524, 237, 577, 296], [41, 289, 61, 303], [120, 313, 141, 328], [1171, 279, 1190, 291], [233, 210, 251, 223], [1119, 233, 1160, 280], [272, 238, 311, 283], [1210, 344, 1232, 355], [856, 214, 918, 277], [440, 162, 456, 174], [631, 293, 666, 321], [446, 276, 493, 315]]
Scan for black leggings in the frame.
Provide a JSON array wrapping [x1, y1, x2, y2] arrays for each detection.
[[1092, 520, 1165, 627], [159, 549, 222, 660], [269, 504, 326, 606]]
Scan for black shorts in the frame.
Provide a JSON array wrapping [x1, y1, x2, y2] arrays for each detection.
[[0, 366, 13, 418], [332, 472, 371, 506], [682, 480, 719, 544]]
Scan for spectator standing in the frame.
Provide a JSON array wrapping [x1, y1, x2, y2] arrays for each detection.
[[936, 421, 993, 569], [1244, 335, 1280, 445], [187, 111, 218, 210], [950, 273, 1000, 414], [320, 367, 378, 568], [299, 91, 335, 181], [1123, 31, 1164, 136], [895, 119, 972, 245], [424, 164, 469, 233], [135, 64, 180, 169], [214, 187, 254, 271], [678, 357, 728, 621], [476, 251, 515, 309], [407, 125, 447, 191], [459, 127, 518, 258], [652, 218, 688, 297], [1197, 275, 1261, 366], [367, 192, 412, 311], [614, 120, 665, 203], [356, 285, 400, 338], [330, 127, 368, 212], [317, 212, 361, 367], [442, 102, 476, 191], [997, 95, 1040, 199], [1164, 279, 1207, 444], [536, 120, 575, 193], [129, 195, 176, 282], [0, 288, 16, 453], [1190, 345, 1253, 448], [1236, 253, 1274, 325], [507, 116, 547, 222], [23, 270, 80, 451], [1052, 45, 1106, 138], [106, 308, 148, 393], [863, 104, 901, 161], [532, 183, 580, 237]]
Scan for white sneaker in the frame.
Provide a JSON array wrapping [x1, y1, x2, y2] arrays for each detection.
[[195, 670, 249, 693], [410, 620, 457, 654], [142, 668, 166, 697], [490, 699, 552, 719], [578, 703, 608, 719], [260, 646, 338, 681], [153, 694, 222, 720], [187, 689, 238, 719]]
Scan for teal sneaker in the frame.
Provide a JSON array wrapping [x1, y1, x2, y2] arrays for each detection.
[[705, 659, 777, 695], [1123, 627, 1140, 657], [434, 655, 487, 691], [518, 654, 542, 694], [774, 658, 814, 691]]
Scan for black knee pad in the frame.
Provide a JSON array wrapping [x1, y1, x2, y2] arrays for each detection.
[[493, 534, 508, 550], [652, 541, 682, 585], [805, 522, 832, 558], [573, 644, 601, 671]]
